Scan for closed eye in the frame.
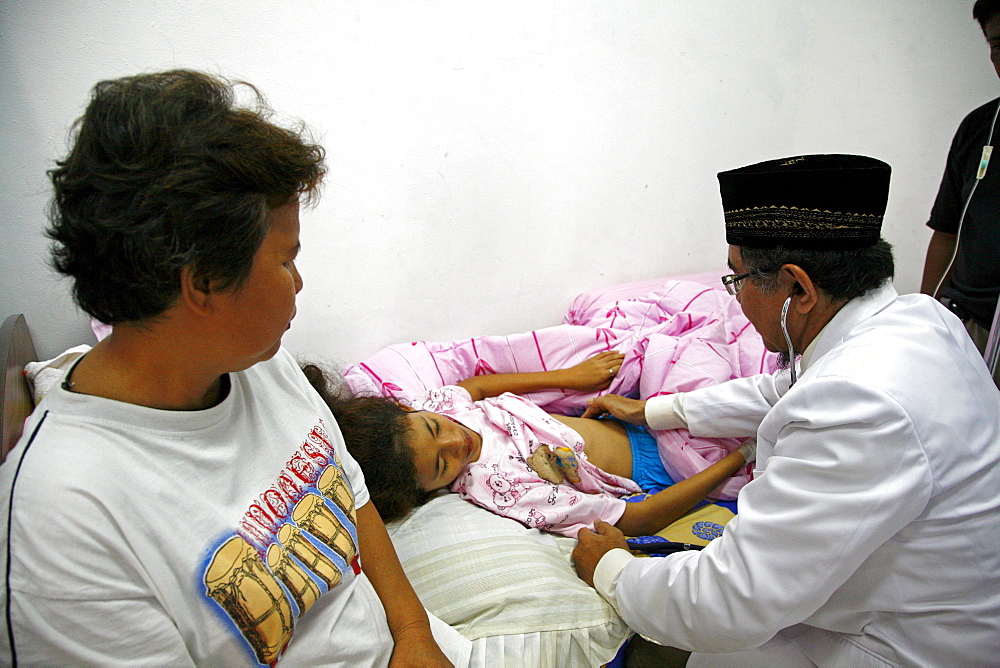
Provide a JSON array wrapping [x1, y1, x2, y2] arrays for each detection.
[[421, 416, 443, 479]]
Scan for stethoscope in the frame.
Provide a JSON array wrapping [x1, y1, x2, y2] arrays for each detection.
[[781, 296, 798, 387]]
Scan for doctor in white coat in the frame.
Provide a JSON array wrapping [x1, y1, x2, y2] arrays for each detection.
[[574, 154, 1000, 667]]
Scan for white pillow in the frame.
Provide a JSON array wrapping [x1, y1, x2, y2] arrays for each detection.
[[387, 493, 630, 667]]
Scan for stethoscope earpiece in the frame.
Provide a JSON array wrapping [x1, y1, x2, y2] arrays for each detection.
[[781, 296, 798, 387]]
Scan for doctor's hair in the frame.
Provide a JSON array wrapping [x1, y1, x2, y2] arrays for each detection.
[[974, 0, 1000, 31], [301, 364, 431, 523], [739, 239, 894, 302], [47, 69, 326, 324]]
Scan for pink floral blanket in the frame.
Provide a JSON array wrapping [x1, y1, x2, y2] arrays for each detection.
[[342, 272, 778, 499]]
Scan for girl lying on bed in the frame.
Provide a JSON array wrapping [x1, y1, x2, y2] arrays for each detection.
[[304, 352, 754, 538]]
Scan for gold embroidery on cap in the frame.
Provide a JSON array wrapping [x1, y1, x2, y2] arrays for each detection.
[[724, 205, 882, 237]]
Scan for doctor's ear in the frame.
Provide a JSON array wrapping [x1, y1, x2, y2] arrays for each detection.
[[781, 264, 819, 312]]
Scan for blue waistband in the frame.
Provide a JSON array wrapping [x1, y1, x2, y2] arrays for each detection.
[[622, 420, 674, 493]]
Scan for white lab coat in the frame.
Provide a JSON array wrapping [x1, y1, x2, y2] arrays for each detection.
[[616, 284, 1000, 666]]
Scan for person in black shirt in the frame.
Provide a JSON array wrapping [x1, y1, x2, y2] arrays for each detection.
[[922, 0, 1000, 381]]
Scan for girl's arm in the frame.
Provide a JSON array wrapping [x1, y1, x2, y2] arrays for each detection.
[[457, 350, 625, 401], [355, 501, 452, 667], [614, 447, 749, 537]]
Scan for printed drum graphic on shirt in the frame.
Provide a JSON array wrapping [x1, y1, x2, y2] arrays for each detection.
[[205, 536, 295, 665], [202, 420, 359, 666]]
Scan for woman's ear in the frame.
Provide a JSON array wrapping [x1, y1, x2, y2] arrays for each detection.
[[781, 264, 819, 314], [179, 264, 214, 315]]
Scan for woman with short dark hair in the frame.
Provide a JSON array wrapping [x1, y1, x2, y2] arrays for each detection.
[[1, 70, 452, 667]]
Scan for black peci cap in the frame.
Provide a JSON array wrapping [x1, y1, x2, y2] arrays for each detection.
[[718, 154, 890, 250]]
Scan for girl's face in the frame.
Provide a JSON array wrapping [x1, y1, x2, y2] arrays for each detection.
[[405, 411, 483, 491]]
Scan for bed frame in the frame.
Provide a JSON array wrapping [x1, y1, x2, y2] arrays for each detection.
[[1, 314, 38, 463]]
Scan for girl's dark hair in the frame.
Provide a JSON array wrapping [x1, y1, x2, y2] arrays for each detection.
[[301, 364, 431, 523], [48, 69, 326, 323]]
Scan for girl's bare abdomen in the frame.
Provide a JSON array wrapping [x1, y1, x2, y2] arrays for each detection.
[[550, 414, 633, 479]]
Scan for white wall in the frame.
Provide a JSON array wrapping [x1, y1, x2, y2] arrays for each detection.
[[1, 1, 995, 366]]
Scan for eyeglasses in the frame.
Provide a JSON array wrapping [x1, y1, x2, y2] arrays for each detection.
[[721, 271, 754, 296]]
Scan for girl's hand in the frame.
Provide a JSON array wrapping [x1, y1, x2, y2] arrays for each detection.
[[561, 350, 626, 392]]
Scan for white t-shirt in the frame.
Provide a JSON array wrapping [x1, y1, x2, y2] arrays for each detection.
[[0, 348, 394, 666]]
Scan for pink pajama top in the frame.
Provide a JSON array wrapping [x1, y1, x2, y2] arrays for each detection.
[[411, 385, 642, 537]]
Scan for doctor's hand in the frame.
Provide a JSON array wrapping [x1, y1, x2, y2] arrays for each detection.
[[573, 521, 630, 587], [582, 394, 648, 426]]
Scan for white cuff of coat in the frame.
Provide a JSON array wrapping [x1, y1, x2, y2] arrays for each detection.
[[592, 548, 635, 614], [644, 393, 688, 431]]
